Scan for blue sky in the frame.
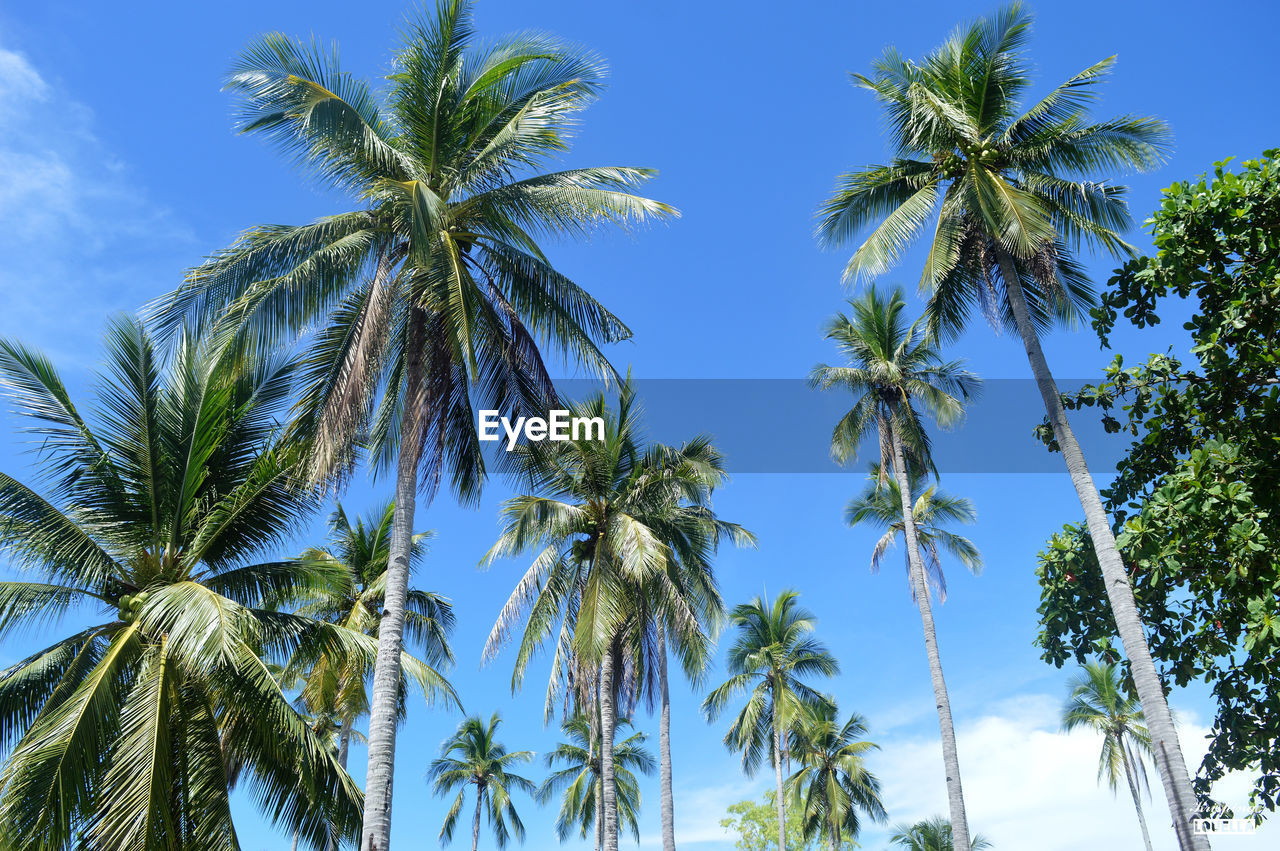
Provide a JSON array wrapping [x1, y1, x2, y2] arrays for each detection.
[[0, 1, 1277, 849]]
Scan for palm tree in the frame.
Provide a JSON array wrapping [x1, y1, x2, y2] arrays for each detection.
[[485, 384, 749, 851], [289, 501, 456, 770], [539, 712, 656, 846], [153, 2, 674, 845], [428, 713, 536, 851], [888, 817, 992, 850], [816, 7, 1202, 847], [702, 591, 840, 851], [845, 465, 982, 604], [1062, 661, 1155, 851], [0, 318, 438, 849], [785, 702, 887, 849], [286, 501, 458, 850], [810, 286, 978, 849]]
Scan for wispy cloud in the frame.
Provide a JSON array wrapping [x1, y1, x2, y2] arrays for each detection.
[[0, 45, 194, 365]]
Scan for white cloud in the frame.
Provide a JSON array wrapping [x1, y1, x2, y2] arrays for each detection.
[[660, 694, 1275, 850], [0, 45, 193, 364], [864, 694, 1276, 850]]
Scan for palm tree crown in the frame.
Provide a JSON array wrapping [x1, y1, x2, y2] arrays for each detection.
[[155, 0, 674, 497], [785, 701, 888, 848], [809, 285, 979, 475], [889, 816, 993, 850], [0, 319, 377, 850], [538, 712, 656, 843], [845, 464, 982, 603], [427, 713, 536, 849], [817, 1, 1169, 337]]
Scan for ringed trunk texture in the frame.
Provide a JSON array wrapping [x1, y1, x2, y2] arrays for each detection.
[[773, 693, 787, 851], [1122, 743, 1156, 851], [472, 785, 483, 851], [600, 650, 620, 851], [361, 310, 427, 851], [996, 247, 1209, 851], [889, 423, 971, 851], [658, 627, 677, 851]]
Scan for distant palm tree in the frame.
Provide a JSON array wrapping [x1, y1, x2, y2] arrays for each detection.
[[428, 713, 536, 851], [539, 712, 656, 845], [785, 702, 887, 849], [702, 591, 839, 851], [155, 1, 674, 844], [888, 817, 992, 850], [816, 6, 1201, 846], [1062, 661, 1155, 851], [845, 465, 982, 604], [811, 286, 978, 848], [287, 501, 458, 850], [485, 383, 749, 851], [0, 318, 421, 849]]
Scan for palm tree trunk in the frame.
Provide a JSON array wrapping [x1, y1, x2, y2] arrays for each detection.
[[830, 819, 841, 850], [1122, 742, 1156, 851], [996, 247, 1209, 851], [889, 423, 971, 851], [329, 716, 355, 851], [472, 785, 483, 851], [658, 626, 677, 851], [773, 692, 787, 851], [292, 828, 300, 851], [361, 310, 427, 851], [600, 648, 620, 851]]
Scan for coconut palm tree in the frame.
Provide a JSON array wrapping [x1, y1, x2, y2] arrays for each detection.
[[288, 500, 456, 771], [888, 817, 992, 850], [286, 501, 458, 850], [0, 318, 444, 850], [538, 712, 656, 846], [785, 702, 887, 849], [428, 713, 536, 851], [845, 464, 982, 604], [816, 6, 1201, 847], [153, 2, 674, 845], [702, 591, 840, 851], [810, 286, 978, 849], [484, 383, 749, 851], [1062, 661, 1155, 851]]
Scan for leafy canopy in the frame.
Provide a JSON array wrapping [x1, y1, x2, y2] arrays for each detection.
[[1035, 150, 1280, 816]]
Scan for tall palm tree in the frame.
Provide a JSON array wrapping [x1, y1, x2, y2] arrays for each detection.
[[0, 318, 437, 849], [785, 702, 888, 850], [289, 500, 456, 770], [815, 7, 1202, 847], [484, 384, 749, 851], [888, 817, 992, 850], [154, 3, 674, 845], [538, 712, 656, 846], [845, 464, 982, 604], [702, 591, 840, 851], [428, 713, 536, 851], [810, 286, 978, 849], [287, 501, 458, 850], [1062, 661, 1155, 851]]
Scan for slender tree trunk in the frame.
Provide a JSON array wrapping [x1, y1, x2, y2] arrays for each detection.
[[328, 716, 354, 851], [472, 785, 483, 851], [591, 686, 603, 851], [830, 819, 841, 850], [996, 247, 1209, 851], [773, 692, 787, 851], [1121, 741, 1156, 851], [361, 310, 427, 851], [658, 627, 677, 851], [292, 828, 300, 851], [600, 649, 620, 851], [889, 423, 971, 851]]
